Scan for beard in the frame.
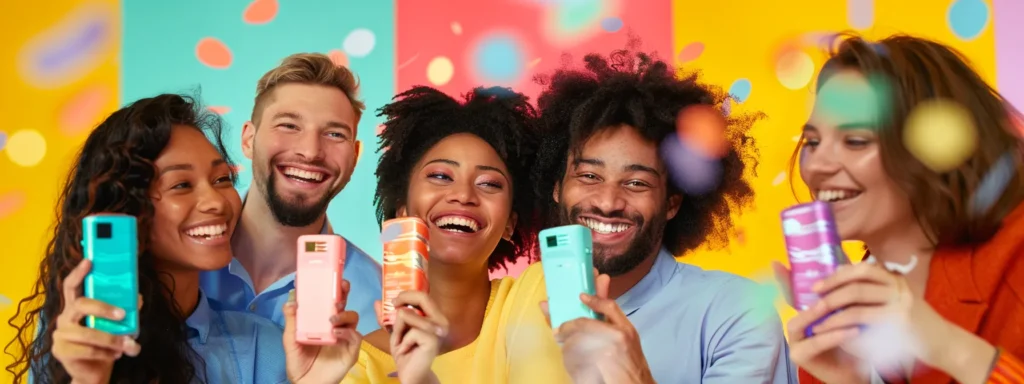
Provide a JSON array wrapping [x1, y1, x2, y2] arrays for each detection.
[[255, 161, 335, 227], [558, 203, 667, 277]]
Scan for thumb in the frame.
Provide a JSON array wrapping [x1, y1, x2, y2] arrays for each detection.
[[771, 261, 795, 308], [373, 300, 385, 329], [282, 289, 298, 346], [594, 273, 611, 300]]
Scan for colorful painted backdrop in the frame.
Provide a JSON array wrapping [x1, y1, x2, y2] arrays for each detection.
[[1, 0, 1013, 379]]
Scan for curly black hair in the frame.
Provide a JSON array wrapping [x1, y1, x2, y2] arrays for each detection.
[[373, 86, 540, 270], [5, 94, 233, 383], [531, 40, 762, 256]]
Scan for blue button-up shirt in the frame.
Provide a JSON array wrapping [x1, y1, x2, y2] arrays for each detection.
[[200, 191, 383, 334], [186, 289, 287, 384], [622, 248, 798, 384]]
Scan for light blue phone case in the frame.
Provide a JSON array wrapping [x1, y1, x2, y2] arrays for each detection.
[[82, 214, 139, 336], [540, 224, 599, 329]]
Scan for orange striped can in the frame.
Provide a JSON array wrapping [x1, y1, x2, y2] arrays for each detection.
[[380, 217, 429, 331]]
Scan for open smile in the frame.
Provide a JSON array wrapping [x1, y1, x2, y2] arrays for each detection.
[[578, 215, 636, 243], [183, 222, 230, 246], [429, 212, 485, 238], [276, 164, 333, 189]]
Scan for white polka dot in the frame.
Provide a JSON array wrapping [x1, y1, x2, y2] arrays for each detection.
[[343, 29, 376, 58], [5, 129, 47, 167]]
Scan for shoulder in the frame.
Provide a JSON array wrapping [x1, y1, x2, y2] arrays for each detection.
[[343, 238, 383, 279], [671, 264, 780, 322]]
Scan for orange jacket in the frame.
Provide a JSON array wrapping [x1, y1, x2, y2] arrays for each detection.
[[799, 203, 1024, 384]]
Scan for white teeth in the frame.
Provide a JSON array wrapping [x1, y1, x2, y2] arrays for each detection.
[[283, 167, 325, 182], [433, 216, 480, 232], [185, 224, 228, 238], [581, 219, 630, 234], [816, 189, 860, 202]]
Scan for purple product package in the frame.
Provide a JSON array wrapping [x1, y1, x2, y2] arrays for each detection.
[[781, 201, 850, 337]]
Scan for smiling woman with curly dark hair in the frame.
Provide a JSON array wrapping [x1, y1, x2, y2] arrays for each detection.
[[503, 40, 795, 384], [4, 94, 287, 384]]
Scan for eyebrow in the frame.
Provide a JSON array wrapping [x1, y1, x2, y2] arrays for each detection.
[[159, 159, 227, 176], [574, 157, 661, 177], [423, 158, 509, 180], [273, 111, 353, 134]]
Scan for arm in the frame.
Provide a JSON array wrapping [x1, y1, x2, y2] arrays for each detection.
[[702, 279, 796, 384], [936, 323, 1016, 384]]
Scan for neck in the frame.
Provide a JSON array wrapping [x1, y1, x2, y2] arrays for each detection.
[[232, 187, 326, 294], [607, 248, 660, 299], [862, 221, 935, 296], [158, 270, 202, 318], [426, 258, 492, 352]]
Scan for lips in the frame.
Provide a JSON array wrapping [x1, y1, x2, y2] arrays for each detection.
[[433, 216, 480, 233], [184, 223, 228, 241]]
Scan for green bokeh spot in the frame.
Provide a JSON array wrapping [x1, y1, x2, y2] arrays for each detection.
[[556, 0, 603, 33], [814, 73, 893, 130]]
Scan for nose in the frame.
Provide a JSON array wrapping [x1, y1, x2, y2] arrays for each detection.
[[293, 129, 324, 161], [591, 183, 628, 214], [196, 183, 228, 215], [445, 179, 479, 206], [801, 144, 843, 177]]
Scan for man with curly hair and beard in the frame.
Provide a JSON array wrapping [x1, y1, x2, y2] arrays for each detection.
[[513, 43, 797, 383]]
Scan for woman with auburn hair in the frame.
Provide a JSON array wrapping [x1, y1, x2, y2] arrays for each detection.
[[5, 94, 286, 384], [774, 33, 1024, 384]]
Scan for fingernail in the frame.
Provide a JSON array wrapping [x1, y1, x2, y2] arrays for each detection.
[[112, 308, 125, 319], [287, 289, 296, 303], [811, 281, 824, 292], [579, 294, 591, 303], [329, 315, 339, 323]]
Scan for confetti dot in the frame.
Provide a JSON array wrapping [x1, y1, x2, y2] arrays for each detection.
[[815, 72, 892, 126], [776, 49, 815, 90], [207, 106, 231, 115], [676, 105, 728, 158], [451, 22, 463, 35], [229, 164, 245, 173], [196, 37, 232, 69], [948, 0, 989, 40], [677, 42, 704, 63], [328, 49, 349, 67], [729, 79, 752, 103], [343, 28, 376, 58], [600, 17, 623, 33], [243, 0, 278, 25], [473, 34, 525, 84], [0, 191, 27, 219], [773, 172, 787, 186], [847, 0, 874, 29], [0, 131, 7, 151], [903, 99, 977, 173], [5, 130, 47, 167], [426, 56, 454, 86], [661, 133, 722, 195], [59, 86, 112, 136], [970, 151, 1016, 216], [18, 4, 115, 89], [554, 0, 603, 34]]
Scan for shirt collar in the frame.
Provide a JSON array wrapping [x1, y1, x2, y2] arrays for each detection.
[[615, 247, 677, 314], [185, 289, 214, 344]]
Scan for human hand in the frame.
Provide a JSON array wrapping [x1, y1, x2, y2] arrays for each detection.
[[540, 271, 654, 384], [282, 280, 362, 384], [51, 259, 142, 384], [376, 291, 447, 384]]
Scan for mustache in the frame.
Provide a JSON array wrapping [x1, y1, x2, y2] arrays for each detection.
[[566, 206, 645, 227]]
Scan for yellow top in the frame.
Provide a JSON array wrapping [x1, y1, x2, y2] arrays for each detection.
[[342, 263, 571, 384]]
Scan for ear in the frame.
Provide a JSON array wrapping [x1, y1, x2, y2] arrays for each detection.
[[552, 181, 561, 204], [503, 212, 518, 241], [241, 121, 257, 160], [354, 140, 362, 163], [396, 205, 407, 218], [665, 193, 683, 221]]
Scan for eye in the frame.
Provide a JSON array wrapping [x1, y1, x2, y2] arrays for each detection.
[[803, 138, 820, 149], [844, 137, 870, 148], [478, 180, 504, 190], [171, 182, 191, 190], [427, 172, 452, 181], [326, 131, 348, 140], [214, 175, 233, 185], [279, 123, 298, 130]]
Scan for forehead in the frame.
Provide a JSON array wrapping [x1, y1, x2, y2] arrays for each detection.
[[575, 126, 662, 168], [422, 133, 507, 169], [156, 126, 221, 165], [808, 69, 887, 130], [260, 83, 357, 126]]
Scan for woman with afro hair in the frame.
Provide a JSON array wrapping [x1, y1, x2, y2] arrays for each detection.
[[282, 85, 573, 384]]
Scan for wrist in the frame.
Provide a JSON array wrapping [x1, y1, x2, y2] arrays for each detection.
[[931, 325, 997, 384]]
